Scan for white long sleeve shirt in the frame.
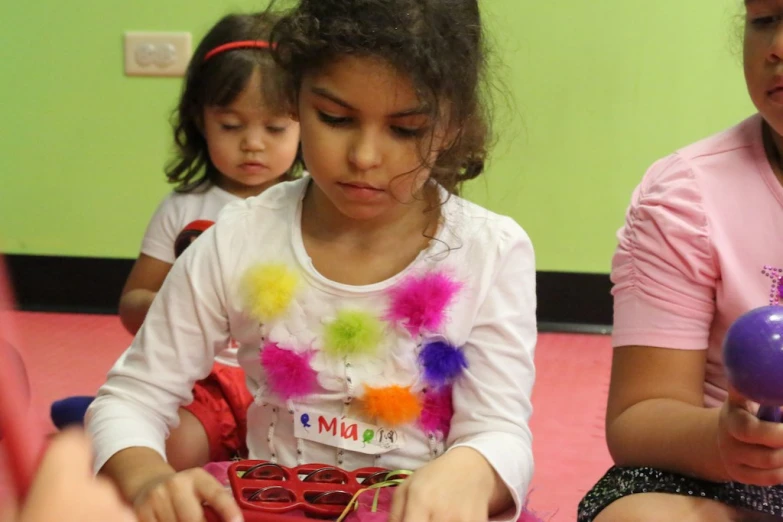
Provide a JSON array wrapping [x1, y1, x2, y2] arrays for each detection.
[[139, 183, 241, 366], [87, 178, 537, 520]]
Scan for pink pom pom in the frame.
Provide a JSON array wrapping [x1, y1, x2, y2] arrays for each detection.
[[260, 342, 318, 400], [418, 386, 454, 438], [385, 271, 462, 336]]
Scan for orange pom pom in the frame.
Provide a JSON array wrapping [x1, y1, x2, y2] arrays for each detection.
[[363, 385, 422, 426]]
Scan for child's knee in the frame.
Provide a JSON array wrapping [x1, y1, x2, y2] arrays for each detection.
[[594, 493, 736, 522], [165, 408, 210, 470]]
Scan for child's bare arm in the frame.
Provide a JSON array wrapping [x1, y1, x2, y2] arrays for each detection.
[[99, 447, 176, 504], [16, 431, 136, 522], [607, 344, 783, 485], [101, 447, 241, 522], [118, 254, 172, 334], [607, 345, 726, 479]]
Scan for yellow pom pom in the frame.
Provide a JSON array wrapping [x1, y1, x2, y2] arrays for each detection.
[[240, 263, 299, 321], [324, 310, 384, 357], [363, 385, 422, 426]]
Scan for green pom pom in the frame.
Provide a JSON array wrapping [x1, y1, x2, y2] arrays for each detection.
[[324, 310, 384, 357]]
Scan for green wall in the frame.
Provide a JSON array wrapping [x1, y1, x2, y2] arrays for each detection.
[[0, 0, 753, 273]]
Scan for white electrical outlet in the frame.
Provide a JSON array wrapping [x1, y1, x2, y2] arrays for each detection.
[[124, 31, 192, 77]]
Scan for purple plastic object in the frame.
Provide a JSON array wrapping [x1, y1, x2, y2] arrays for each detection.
[[723, 305, 783, 422]]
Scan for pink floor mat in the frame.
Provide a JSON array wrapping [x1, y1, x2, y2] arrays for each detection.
[[1, 312, 613, 521]]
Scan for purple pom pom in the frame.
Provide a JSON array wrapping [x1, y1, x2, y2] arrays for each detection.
[[418, 340, 468, 387]]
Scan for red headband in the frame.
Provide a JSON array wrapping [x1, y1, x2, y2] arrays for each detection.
[[204, 40, 273, 62]]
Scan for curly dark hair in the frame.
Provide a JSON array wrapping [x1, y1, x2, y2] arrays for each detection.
[[269, 0, 491, 196], [166, 12, 296, 193]]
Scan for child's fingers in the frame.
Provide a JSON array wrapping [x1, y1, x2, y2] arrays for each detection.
[[144, 485, 179, 522], [134, 469, 237, 522], [388, 480, 409, 522], [193, 470, 242, 522], [169, 486, 204, 522], [164, 471, 213, 522], [110, 504, 136, 522], [92, 480, 137, 522], [728, 440, 783, 470], [120, 509, 139, 522], [726, 405, 783, 447], [135, 502, 158, 522], [727, 385, 754, 410], [42, 429, 92, 471], [398, 492, 433, 522], [734, 463, 783, 487]]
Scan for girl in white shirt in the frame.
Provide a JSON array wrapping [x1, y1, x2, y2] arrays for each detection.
[[87, 1, 537, 521]]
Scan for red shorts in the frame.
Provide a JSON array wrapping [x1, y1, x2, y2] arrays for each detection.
[[183, 362, 253, 462]]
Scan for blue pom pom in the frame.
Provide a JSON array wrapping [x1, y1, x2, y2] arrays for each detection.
[[418, 341, 468, 387], [50, 396, 95, 429]]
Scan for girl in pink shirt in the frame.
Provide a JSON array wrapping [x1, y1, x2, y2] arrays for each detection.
[[579, 4, 783, 521]]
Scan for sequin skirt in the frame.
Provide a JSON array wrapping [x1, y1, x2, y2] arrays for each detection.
[[577, 467, 783, 521]]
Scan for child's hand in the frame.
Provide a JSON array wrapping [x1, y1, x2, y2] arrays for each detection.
[[388, 447, 508, 522], [132, 468, 242, 522], [718, 387, 783, 486], [17, 430, 136, 522]]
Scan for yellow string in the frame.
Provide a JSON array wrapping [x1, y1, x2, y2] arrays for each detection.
[[335, 470, 412, 522]]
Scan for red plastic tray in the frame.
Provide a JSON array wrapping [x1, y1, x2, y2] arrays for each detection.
[[204, 460, 393, 521]]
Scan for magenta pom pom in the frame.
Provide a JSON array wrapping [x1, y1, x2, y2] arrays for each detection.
[[385, 271, 462, 336], [418, 386, 454, 438], [260, 342, 318, 400], [418, 340, 468, 387]]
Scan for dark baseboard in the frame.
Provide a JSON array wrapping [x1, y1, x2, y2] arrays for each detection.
[[6, 255, 134, 315], [535, 271, 612, 332], [4, 255, 613, 331]]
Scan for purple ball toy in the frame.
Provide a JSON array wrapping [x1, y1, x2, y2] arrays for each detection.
[[723, 305, 783, 422]]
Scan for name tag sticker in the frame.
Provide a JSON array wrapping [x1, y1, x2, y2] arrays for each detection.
[[294, 406, 405, 455]]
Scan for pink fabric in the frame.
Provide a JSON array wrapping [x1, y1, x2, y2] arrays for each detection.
[[343, 488, 546, 521], [202, 461, 232, 486], [343, 488, 395, 522], [611, 114, 783, 406]]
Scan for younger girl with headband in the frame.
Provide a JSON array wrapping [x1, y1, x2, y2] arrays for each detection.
[[51, 11, 300, 471]]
